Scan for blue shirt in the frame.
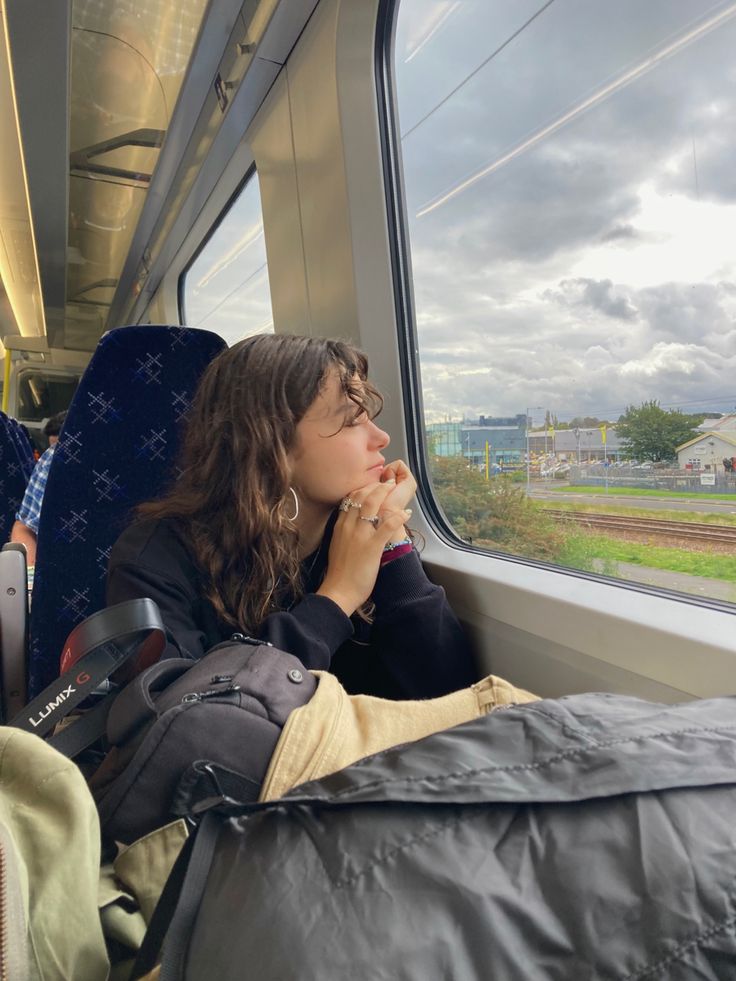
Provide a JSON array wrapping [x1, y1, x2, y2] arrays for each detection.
[[16, 445, 56, 534]]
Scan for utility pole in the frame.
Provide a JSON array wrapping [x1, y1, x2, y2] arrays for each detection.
[[526, 406, 543, 494], [601, 424, 608, 494]]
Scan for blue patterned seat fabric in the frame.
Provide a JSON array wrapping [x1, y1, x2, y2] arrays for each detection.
[[28, 325, 226, 697], [0, 411, 36, 544]]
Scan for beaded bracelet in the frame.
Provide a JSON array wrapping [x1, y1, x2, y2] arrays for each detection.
[[380, 536, 413, 565], [383, 536, 412, 552]]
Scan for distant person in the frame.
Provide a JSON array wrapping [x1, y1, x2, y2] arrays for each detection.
[[10, 411, 67, 566]]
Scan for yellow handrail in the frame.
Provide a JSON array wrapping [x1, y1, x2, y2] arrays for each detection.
[[2, 349, 10, 413]]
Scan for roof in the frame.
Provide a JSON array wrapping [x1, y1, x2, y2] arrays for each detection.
[[676, 431, 736, 452], [696, 413, 736, 431]]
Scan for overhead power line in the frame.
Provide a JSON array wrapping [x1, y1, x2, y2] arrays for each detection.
[[401, 0, 557, 142]]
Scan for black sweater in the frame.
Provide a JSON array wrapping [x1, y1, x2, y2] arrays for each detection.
[[106, 518, 476, 700]]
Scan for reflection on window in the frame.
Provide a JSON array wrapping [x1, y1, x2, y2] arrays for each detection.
[[392, 0, 736, 606], [69, 0, 210, 333], [17, 372, 80, 423], [182, 171, 273, 345]]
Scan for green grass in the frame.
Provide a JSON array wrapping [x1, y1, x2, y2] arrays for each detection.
[[546, 485, 736, 502], [537, 500, 736, 527], [562, 534, 736, 583]]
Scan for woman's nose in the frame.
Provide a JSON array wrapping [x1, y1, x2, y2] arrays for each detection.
[[370, 421, 390, 449]]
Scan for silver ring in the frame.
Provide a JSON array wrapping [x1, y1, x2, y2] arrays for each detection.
[[339, 497, 361, 512], [360, 515, 381, 529]]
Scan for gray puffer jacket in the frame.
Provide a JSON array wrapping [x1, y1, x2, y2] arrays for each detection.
[[182, 693, 736, 980]]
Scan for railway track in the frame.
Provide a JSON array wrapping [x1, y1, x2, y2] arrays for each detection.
[[545, 510, 736, 546]]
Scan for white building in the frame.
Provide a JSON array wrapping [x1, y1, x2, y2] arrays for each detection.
[[695, 413, 736, 432], [676, 432, 736, 472]]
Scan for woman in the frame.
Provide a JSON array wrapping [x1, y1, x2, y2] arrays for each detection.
[[107, 333, 476, 699]]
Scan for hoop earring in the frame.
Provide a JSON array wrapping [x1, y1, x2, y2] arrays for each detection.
[[287, 486, 299, 522]]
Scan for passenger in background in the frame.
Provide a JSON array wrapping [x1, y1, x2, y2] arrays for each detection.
[[10, 410, 67, 567], [107, 334, 476, 699]]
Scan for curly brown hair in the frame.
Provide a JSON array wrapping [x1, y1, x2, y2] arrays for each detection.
[[138, 333, 382, 632]]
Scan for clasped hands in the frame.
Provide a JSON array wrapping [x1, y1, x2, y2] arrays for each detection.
[[317, 460, 417, 617]]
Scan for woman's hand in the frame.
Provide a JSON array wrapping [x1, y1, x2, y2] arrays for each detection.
[[380, 460, 417, 543], [316, 481, 411, 617]]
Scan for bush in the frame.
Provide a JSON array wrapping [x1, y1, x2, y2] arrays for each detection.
[[429, 456, 568, 562]]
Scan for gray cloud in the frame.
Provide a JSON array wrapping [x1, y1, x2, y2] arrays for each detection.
[[636, 282, 734, 345], [546, 278, 639, 321], [391, 0, 736, 422], [601, 224, 639, 244]]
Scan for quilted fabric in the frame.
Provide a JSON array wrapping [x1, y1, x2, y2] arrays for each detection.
[[0, 411, 36, 543], [28, 325, 226, 696]]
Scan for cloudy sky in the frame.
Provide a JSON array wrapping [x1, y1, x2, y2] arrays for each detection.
[[394, 0, 736, 424]]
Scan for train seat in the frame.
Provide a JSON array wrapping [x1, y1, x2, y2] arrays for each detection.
[[0, 410, 35, 543], [8, 416, 36, 463], [26, 325, 226, 697], [5, 414, 36, 471]]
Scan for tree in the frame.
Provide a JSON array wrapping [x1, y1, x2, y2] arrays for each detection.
[[428, 455, 567, 561], [427, 453, 604, 574], [615, 401, 702, 462], [568, 416, 606, 429]]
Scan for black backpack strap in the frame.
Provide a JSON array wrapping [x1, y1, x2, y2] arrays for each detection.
[[46, 692, 116, 758], [9, 599, 165, 752], [171, 760, 262, 819], [130, 810, 221, 981]]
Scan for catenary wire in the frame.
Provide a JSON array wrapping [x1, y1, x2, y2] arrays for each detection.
[[400, 0, 557, 141]]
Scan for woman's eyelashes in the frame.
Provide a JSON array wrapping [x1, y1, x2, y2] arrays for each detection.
[[339, 401, 381, 428], [341, 408, 367, 427], [350, 404, 383, 426]]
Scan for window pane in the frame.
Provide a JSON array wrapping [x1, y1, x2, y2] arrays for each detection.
[[182, 171, 273, 345], [17, 371, 80, 423], [392, 0, 736, 606]]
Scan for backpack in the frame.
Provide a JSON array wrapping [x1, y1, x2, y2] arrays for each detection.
[[10, 600, 316, 845], [91, 636, 317, 844]]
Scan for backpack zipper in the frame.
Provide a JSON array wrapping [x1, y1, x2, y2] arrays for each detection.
[[204, 634, 273, 654], [181, 684, 242, 704], [229, 633, 272, 647]]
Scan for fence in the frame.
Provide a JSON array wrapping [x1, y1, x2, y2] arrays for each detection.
[[569, 465, 736, 495]]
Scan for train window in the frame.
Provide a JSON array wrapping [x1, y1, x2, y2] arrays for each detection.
[[180, 170, 273, 345], [16, 370, 80, 423], [389, 0, 736, 607]]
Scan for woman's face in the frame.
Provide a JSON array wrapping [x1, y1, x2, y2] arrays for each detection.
[[290, 369, 390, 508]]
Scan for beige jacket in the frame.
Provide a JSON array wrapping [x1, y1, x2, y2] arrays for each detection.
[[261, 671, 539, 801]]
